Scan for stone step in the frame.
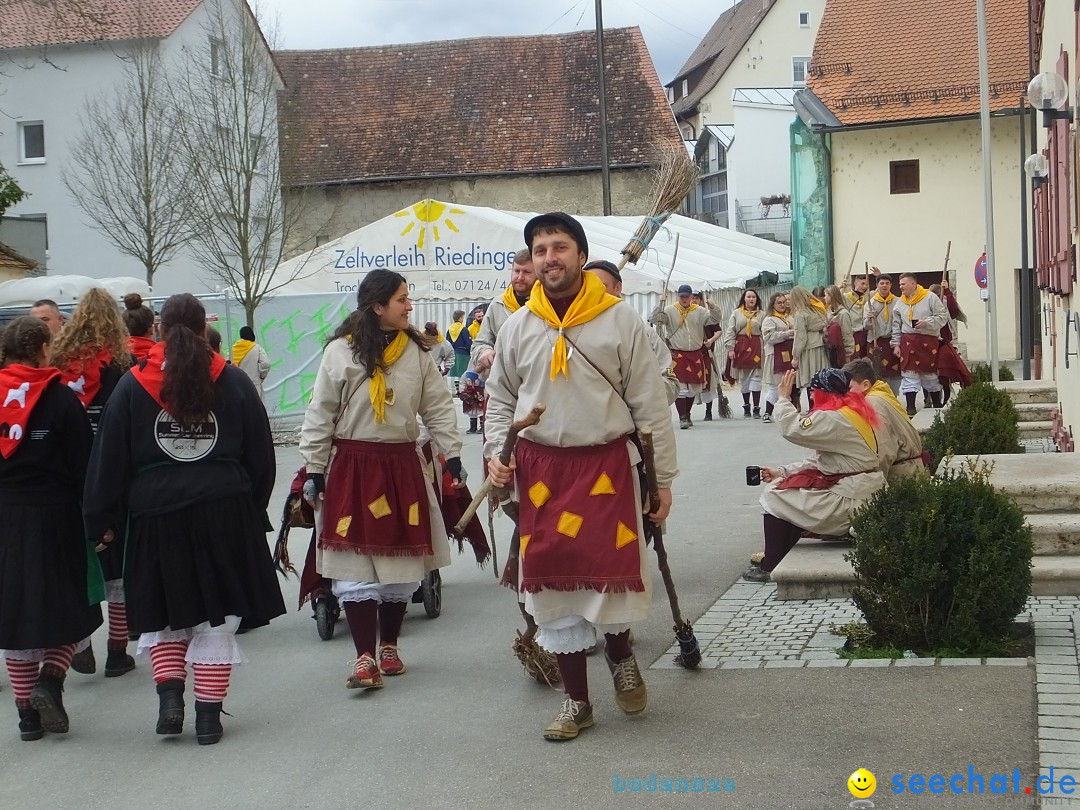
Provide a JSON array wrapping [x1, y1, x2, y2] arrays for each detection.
[[997, 380, 1058, 405], [1029, 514, 1080, 555], [771, 543, 1080, 600], [1016, 402, 1058, 422], [1020, 421, 1054, 440], [953, 453, 1080, 512]]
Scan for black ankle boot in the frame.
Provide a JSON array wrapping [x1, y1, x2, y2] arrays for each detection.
[[195, 700, 224, 745], [105, 646, 136, 678], [752, 407, 761, 418], [704, 402, 713, 421], [930, 391, 943, 409], [70, 644, 95, 675], [29, 672, 68, 734], [743, 404, 752, 418], [17, 706, 42, 741], [904, 392, 918, 417], [156, 680, 185, 735]]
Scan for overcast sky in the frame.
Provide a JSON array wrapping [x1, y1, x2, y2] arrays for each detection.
[[259, 0, 730, 85]]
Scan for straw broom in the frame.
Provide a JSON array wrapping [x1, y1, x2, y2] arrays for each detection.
[[616, 144, 700, 271]]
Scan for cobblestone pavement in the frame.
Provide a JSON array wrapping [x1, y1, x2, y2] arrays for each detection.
[[651, 582, 1080, 805]]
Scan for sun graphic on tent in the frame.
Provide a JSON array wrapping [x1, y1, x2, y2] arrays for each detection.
[[395, 200, 465, 248]]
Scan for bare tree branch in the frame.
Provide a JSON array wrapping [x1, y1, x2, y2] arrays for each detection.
[[61, 39, 193, 286], [170, 0, 329, 328]]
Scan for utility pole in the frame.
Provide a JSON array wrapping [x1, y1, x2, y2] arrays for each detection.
[[595, 0, 612, 215]]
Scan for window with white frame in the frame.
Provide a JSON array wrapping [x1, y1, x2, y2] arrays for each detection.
[[18, 122, 45, 163], [792, 57, 811, 86], [665, 85, 674, 103], [681, 78, 688, 97], [798, 11, 811, 27], [210, 37, 225, 76]]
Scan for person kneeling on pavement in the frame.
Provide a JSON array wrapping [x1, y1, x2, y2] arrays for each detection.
[[742, 368, 886, 583]]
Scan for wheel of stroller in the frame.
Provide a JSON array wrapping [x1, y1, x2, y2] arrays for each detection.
[[315, 599, 336, 641], [422, 570, 442, 618]]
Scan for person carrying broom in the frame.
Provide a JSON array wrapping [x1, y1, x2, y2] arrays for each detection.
[[485, 213, 678, 742]]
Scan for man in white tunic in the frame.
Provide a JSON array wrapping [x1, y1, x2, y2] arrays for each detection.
[[742, 369, 886, 582], [863, 273, 901, 396], [844, 358, 928, 482], [470, 249, 536, 377], [486, 212, 677, 742], [649, 284, 721, 429], [890, 273, 949, 416]]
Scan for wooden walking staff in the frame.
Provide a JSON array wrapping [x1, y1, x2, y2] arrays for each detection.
[[639, 426, 701, 669], [941, 240, 952, 285], [843, 240, 860, 287], [452, 404, 545, 535]]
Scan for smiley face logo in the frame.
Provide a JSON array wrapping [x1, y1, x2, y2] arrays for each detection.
[[848, 768, 876, 798]]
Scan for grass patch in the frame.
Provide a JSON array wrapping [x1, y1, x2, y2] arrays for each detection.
[[830, 621, 1034, 660]]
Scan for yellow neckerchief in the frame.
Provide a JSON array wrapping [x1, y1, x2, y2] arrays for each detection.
[[433, 329, 444, 343], [771, 309, 793, 328], [901, 285, 929, 320], [873, 292, 895, 323], [468, 321, 480, 339], [868, 380, 910, 421], [808, 297, 827, 316], [231, 339, 255, 366], [674, 301, 699, 328], [369, 331, 409, 423], [526, 273, 620, 380], [737, 306, 760, 336], [447, 322, 465, 341], [846, 290, 866, 308], [838, 405, 878, 454], [502, 286, 525, 314]]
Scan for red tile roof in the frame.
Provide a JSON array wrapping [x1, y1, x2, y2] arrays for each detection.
[[275, 27, 682, 187], [808, 0, 1030, 126], [0, 0, 202, 51]]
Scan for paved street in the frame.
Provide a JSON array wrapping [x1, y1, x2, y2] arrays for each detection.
[[1, 408, 1039, 808]]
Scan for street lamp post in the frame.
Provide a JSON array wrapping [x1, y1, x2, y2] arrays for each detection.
[[975, 0, 1000, 383]]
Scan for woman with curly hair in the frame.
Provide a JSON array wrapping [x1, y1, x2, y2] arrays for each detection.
[[84, 293, 284, 744], [122, 293, 156, 362], [0, 317, 101, 740], [299, 269, 464, 691], [48, 288, 137, 678]]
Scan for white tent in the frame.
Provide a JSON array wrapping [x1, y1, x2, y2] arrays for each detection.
[[0, 275, 150, 308], [273, 200, 791, 299]]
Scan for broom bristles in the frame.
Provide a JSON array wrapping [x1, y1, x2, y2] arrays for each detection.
[[620, 144, 700, 266]]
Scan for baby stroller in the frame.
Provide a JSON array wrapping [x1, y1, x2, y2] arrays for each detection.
[[273, 468, 444, 642]]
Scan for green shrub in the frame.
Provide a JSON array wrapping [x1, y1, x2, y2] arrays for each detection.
[[970, 362, 1015, 383], [923, 382, 1022, 469], [846, 459, 1032, 654]]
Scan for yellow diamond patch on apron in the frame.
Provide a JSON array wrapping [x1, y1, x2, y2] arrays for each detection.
[[368, 495, 392, 519], [557, 511, 583, 538], [529, 481, 552, 508]]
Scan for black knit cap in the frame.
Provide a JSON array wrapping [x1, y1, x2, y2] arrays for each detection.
[[583, 259, 620, 282], [524, 212, 589, 257], [810, 368, 851, 394]]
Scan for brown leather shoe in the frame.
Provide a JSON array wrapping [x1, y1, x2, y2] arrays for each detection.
[[543, 698, 593, 741], [605, 652, 647, 715]]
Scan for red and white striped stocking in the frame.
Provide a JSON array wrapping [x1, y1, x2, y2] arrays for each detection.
[[192, 664, 231, 703], [5, 659, 40, 706], [149, 641, 189, 684]]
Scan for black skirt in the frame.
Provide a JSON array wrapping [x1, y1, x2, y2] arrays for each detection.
[[97, 535, 126, 583], [0, 496, 103, 650], [124, 495, 286, 635]]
